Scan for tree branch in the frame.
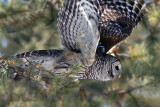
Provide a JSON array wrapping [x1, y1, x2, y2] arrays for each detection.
[[128, 92, 140, 107], [42, 0, 49, 12]]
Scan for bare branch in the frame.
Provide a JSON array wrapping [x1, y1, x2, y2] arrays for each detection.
[[128, 92, 140, 107], [42, 0, 49, 12]]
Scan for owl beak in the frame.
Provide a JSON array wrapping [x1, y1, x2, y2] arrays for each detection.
[[118, 74, 121, 79]]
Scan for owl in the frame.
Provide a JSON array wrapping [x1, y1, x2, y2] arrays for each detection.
[[16, 0, 145, 81]]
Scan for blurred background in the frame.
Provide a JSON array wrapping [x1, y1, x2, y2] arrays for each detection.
[[0, 0, 160, 107]]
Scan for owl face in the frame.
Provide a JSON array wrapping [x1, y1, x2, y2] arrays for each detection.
[[100, 54, 122, 81], [110, 60, 122, 79], [86, 53, 122, 81]]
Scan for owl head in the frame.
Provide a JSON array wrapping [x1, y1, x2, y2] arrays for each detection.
[[86, 53, 122, 81]]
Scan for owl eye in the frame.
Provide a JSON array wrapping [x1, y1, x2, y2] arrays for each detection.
[[115, 66, 119, 71]]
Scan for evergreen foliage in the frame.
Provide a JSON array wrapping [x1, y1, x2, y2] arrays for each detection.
[[0, 0, 160, 107]]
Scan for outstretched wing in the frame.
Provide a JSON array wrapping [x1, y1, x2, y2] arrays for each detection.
[[58, 0, 100, 65], [98, 0, 146, 52], [16, 50, 65, 71], [16, 49, 63, 58]]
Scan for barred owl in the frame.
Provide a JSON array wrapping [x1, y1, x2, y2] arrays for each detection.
[[16, 0, 145, 81]]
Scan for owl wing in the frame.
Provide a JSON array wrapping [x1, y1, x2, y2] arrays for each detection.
[[16, 50, 66, 71], [98, 0, 146, 52], [57, 0, 100, 65]]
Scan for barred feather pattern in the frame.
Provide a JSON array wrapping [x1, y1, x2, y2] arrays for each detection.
[[16, 50, 66, 71], [16, 49, 64, 58], [15, 0, 146, 81], [58, 0, 100, 66], [16, 49, 121, 81], [57, 0, 146, 58], [98, 0, 146, 52]]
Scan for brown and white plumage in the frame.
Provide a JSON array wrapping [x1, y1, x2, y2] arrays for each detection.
[[16, 49, 121, 81], [16, 0, 145, 81], [58, 0, 100, 66], [98, 0, 146, 52]]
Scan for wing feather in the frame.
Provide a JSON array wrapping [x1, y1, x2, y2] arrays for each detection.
[[98, 0, 146, 52], [58, 0, 100, 65]]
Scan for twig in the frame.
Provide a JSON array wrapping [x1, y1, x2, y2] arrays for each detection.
[[81, 81, 160, 102], [25, 58, 42, 71], [42, 0, 49, 12], [128, 92, 140, 107], [81, 86, 110, 98], [119, 81, 159, 95]]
